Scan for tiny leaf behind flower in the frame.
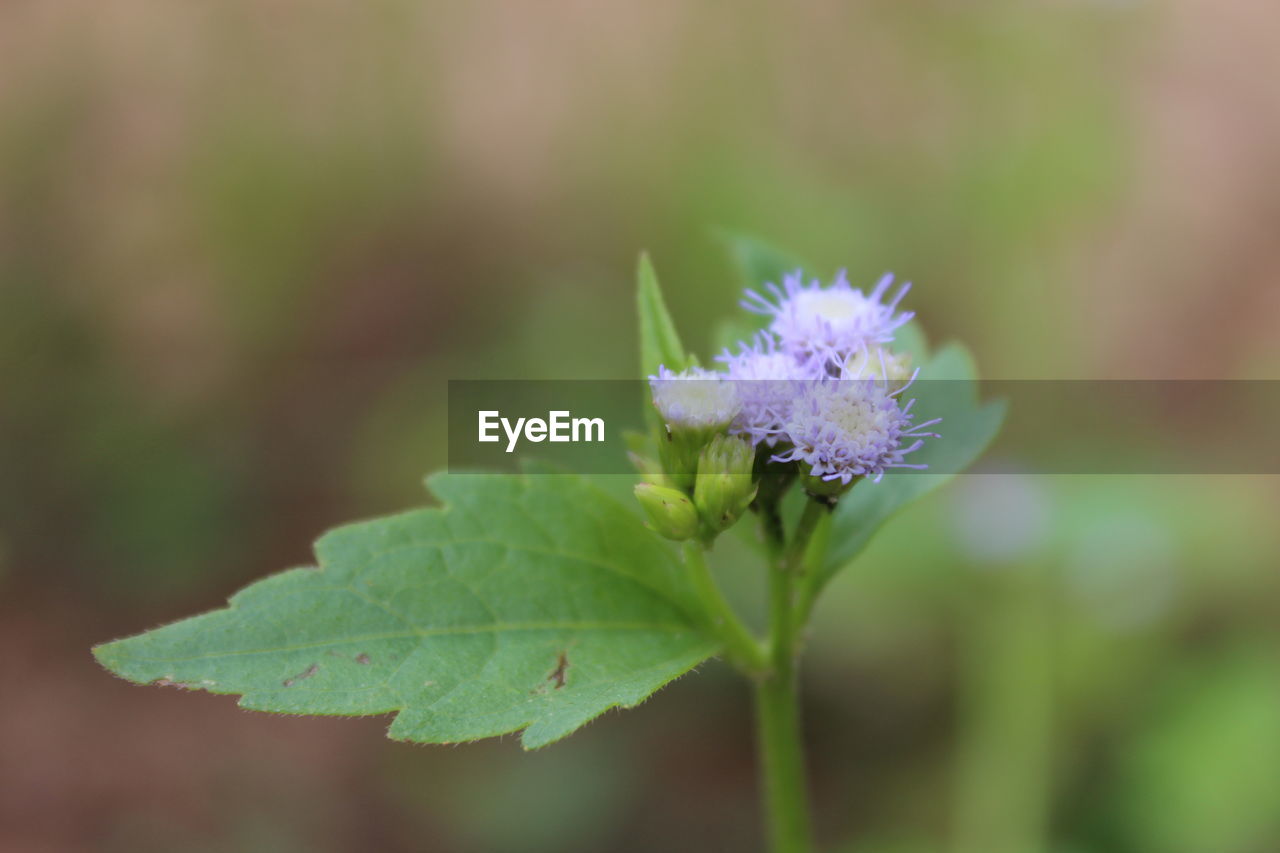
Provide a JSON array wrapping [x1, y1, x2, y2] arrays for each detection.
[[718, 229, 803, 294], [712, 231, 804, 352], [94, 473, 718, 749]]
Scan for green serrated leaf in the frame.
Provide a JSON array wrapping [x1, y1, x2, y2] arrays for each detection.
[[94, 473, 719, 749], [636, 252, 687, 376], [806, 343, 1005, 603]]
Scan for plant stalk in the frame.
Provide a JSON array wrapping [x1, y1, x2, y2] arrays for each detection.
[[683, 542, 767, 675], [754, 497, 826, 853]]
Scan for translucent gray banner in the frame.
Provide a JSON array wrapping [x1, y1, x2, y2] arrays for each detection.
[[447, 380, 1280, 474]]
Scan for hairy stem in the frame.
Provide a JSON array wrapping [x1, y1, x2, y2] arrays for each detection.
[[682, 542, 767, 675]]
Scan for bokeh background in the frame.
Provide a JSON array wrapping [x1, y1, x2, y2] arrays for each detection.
[[3, 1, 1279, 851]]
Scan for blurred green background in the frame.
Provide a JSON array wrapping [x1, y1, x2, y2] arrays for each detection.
[[3, 1, 1278, 851]]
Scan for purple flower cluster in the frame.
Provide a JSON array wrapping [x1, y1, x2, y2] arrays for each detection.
[[651, 269, 939, 486]]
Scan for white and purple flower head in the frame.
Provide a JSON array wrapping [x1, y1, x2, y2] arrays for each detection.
[[771, 375, 941, 485], [648, 365, 740, 430], [742, 270, 913, 372]]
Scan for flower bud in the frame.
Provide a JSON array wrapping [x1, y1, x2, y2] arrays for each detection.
[[694, 435, 758, 534], [634, 483, 700, 541], [649, 366, 740, 491], [656, 428, 702, 493], [649, 366, 740, 431]]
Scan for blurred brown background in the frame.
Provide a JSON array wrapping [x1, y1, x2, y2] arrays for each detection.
[[2, 1, 1278, 852]]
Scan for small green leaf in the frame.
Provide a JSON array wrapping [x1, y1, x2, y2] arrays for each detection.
[[809, 342, 1005, 600], [94, 473, 719, 749], [718, 229, 802, 290], [636, 252, 688, 376]]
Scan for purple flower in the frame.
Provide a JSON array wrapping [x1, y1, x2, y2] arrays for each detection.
[[741, 270, 913, 371], [771, 376, 941, 484], [717, 333, 823, 447]]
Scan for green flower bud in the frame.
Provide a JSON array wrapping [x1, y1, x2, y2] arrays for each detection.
[[694, 435, 758, 535], [634, 483, 700, 541], [656, 426, 706, 493]]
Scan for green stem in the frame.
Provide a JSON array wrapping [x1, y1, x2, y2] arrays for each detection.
[[755, 655, 811, 853], [791, 507, 833, 626], [758, 497, 787, 561], [754, 497, 826, 853], [786, 500, 826, 574], [682, 542, 767, 675]]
